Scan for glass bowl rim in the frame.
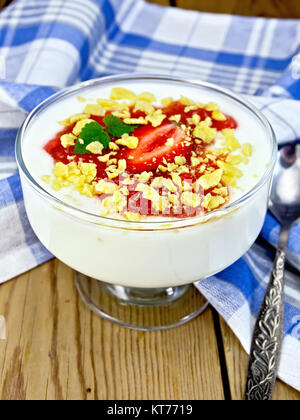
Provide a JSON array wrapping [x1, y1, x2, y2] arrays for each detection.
[[15, 73, 277, 231]]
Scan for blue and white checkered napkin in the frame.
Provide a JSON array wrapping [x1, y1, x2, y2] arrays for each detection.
[[0, 0, 300, 391]]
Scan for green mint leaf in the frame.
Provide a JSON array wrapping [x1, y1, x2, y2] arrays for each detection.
[[104, 115, 138, 137], [74, 121, 111, 154]]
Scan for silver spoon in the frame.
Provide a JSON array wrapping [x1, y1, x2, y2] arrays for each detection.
[[244, 144, 300, 400]]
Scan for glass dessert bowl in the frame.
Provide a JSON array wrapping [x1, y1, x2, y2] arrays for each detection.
[[15, 75, 277, 330]]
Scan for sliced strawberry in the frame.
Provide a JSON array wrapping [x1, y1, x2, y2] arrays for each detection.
[[90, 115, 105, 127], [122, 123, 192, 173]]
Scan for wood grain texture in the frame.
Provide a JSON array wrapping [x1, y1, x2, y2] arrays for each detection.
[[176, 0, 300, 18], [0, 260, 224, 400], [220, 318, 300, 401], [147, 0, 171, 6]]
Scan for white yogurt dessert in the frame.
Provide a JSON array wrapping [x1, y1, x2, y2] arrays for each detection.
[[17, 76, 276, 288]]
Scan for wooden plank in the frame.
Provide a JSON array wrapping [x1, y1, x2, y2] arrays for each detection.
[[220, 317, 300, 400], [176, 0, 300, 18], [0, 0, 12, 10], [147, 0, 171, 6], [0, 260, 225, 400]]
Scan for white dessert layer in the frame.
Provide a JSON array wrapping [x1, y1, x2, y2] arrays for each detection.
[[20, 78, 274, 287], [21, 173, 271, 287]]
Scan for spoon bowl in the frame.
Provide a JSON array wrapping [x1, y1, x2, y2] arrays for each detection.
[[270, 145, 300, 224]]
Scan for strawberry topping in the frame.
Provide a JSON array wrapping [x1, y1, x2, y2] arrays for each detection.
[[121, 123, 192, 173]]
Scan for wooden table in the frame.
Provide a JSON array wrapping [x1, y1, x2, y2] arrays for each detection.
[[1, 261, 299, 400], [148, 0, 300, 18], [0, 0, 300, 401]]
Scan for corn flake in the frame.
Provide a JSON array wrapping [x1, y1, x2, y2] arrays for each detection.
[[61, 133, 77, 148], [197, 169, 223, 191], [86, 141, 104, 154], [137, 92, 157, 103], [193, 122, 217, 144], [111, 87, 136, 101], [116, 134, 139, 149]]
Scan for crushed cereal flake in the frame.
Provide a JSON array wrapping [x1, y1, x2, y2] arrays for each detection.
[[44, 88, 255, 220]]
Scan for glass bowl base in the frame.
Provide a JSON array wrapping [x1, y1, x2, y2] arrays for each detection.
[[75, 273, 208, 331]]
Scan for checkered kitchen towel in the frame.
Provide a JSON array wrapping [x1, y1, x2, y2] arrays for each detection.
[[0, 0, 300, 392]]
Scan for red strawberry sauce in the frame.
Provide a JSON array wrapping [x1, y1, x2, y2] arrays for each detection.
[[44, 101, 238, 218]]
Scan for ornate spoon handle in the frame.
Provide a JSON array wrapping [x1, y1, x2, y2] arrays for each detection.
[[244, 227, 290, 400]]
